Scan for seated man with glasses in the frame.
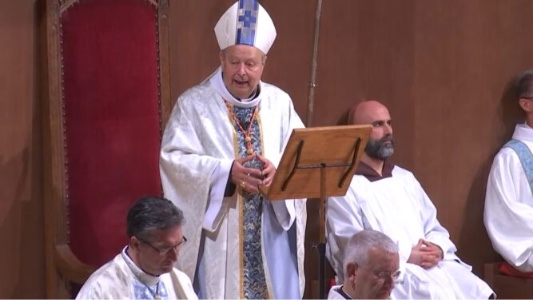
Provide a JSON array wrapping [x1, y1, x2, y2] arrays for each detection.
[[77, 196, 197, 299], [328, 230, 400, 299]]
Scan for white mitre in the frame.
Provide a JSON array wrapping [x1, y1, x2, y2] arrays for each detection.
[[214, 0, 277, 55]]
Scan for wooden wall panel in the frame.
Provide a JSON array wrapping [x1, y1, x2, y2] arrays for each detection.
[[0, 0, 527, 298], [167, 0, 533, 285], [0, 0, 43, 298], [308, 0, 533, 276], [411, 0, 533, 274], [314, 0, 416, 166], [169, 0, 234, 103]]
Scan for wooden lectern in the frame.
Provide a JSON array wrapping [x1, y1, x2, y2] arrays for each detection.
[[261, 125, 372, 298]]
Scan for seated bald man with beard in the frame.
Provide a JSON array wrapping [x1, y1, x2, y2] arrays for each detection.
[[326, 100, 494, 299]]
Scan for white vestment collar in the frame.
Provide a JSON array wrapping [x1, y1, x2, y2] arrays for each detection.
[[513, 123, 533, 142], [208, 67, 262, 108], [121, 246, 160, 286]]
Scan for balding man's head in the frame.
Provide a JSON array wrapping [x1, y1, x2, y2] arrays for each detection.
[[342, 230, 399, 299], [348, 100, 395, 160], [348, 100, 390, 125]]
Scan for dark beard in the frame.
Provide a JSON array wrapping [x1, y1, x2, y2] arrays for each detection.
[[365, 134, 395, 160]]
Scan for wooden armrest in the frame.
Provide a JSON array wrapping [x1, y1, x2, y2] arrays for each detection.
[[54, 244, 95, 285], [485, 262, 533, 299], [484, 262, 499, 287]]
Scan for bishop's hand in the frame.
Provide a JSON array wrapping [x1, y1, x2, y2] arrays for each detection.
[[231, 154, 264, 194], [255, 154, 276, 187]]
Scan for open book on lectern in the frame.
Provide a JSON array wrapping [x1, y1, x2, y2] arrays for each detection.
[[260, 125, 372, 200]]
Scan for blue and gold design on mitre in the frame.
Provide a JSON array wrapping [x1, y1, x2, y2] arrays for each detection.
[[235, 0, 258, 47], [214, 0, 277, 55]]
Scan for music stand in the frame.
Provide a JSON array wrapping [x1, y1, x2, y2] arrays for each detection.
[[260, 125, 371, 298]]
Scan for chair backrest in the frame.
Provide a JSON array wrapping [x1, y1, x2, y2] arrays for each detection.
[[42, 0, 171, 297]]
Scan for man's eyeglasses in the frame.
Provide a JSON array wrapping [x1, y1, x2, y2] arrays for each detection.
[[137, 236, 188, 256], [373, 269, 401, 280]]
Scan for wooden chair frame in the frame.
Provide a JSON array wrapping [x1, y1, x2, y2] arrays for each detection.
[[41, 0, 171, 297], [485, 262, 533, 299]]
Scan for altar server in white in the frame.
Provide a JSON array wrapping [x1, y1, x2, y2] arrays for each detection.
[[485, 69, 533, 272], [76, 196, 197, 299], [159, 0, 306, 298], [327, 100, 494, 299]]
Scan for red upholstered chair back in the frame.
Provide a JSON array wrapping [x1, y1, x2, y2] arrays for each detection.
[[42, 0, 171, 297]]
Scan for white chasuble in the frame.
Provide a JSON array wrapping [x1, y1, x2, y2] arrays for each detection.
[[327, 165, 494, 299], [485, 123, 533, 271], [76, 247, 197, 299], [160, 68, 307, 299]]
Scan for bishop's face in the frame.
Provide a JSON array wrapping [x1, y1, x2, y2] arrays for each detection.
[[220, 44, 266, 100]]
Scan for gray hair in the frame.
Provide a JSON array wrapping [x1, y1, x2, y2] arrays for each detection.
[[126, 196, 184, 241], [515, 69, 533, 100], [343, 230, 398, 273]]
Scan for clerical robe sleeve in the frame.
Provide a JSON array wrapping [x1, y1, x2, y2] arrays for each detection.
[[262, 94, 305, 230], [485, 148, 533, 272], [325, 189, 365, 282], [204, 160, 234, 231], [414, 176, 458, 258], [270, 200, 296, 230], [76, 286, 101, 300], [160, 94, 233, 235]]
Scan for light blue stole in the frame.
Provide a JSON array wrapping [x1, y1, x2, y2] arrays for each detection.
[[505, 139, 533, 194]]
